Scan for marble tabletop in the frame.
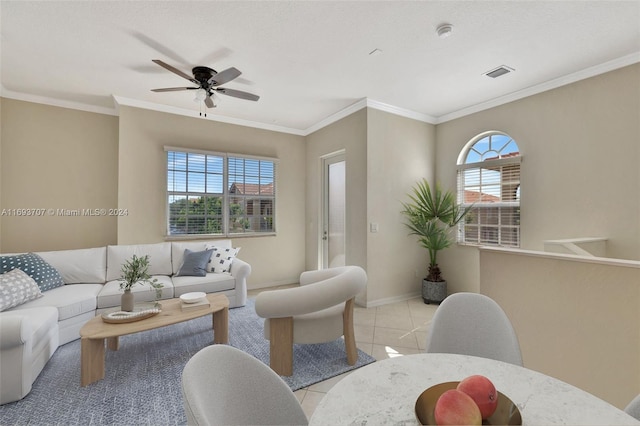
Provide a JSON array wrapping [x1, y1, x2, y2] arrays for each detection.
[[309, 353, 639, 425]]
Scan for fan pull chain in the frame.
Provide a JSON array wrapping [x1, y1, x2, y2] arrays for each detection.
[[198, 101, 207, 118]]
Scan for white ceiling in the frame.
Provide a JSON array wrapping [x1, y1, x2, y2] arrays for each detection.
[[2, 1, 639, 135]]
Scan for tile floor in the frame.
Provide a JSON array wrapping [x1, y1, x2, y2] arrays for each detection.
[[248, 288, 439, 421]]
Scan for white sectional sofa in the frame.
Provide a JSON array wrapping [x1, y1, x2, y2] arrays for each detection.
[[0, 239, 250, 405]]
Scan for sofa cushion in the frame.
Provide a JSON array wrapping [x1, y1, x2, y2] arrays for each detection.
[[171, 240, 232, 275], [0, 269, 43, 312], [205, 246, 240, 273], [7, 283, 103, 321], [172, 273, 236, 297], [35, 247, 107, 284], [176, 249, 213, 277], [107, 243, 172, 281], [0, 253, 65, 292], [97, 276, 173, 309]]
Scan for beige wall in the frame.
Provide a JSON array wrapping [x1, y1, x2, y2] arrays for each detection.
[[305, 108, 435, 306], [0, 99, 118, 252], [1, 63, 637, 301], [480, 247, 640, 409], [117, 106, 306, 288], [436, 63, 640, 294], [366, 108, 435, 305], [2, 61, 638, 408], [305, 109, 368, 280]]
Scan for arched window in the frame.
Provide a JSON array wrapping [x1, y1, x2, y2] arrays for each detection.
[[457, 131, 521, 247]]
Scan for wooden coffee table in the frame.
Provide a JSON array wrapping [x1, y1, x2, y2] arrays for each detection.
[[79, 293, 229, 386]]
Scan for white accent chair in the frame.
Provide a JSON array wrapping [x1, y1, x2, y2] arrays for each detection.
[[182, 345, 308, 426], [625, 394, 640, 420], [425, 292, 524, 366], [255, 266, 367, 376]]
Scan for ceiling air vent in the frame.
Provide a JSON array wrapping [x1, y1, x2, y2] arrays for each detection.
[[484, 65, 514, 78]]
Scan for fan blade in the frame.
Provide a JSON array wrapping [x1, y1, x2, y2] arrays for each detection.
[[133, 32, 190, 65], [208, 67, 241, 86], [151, 87, 198, 92], [215, 88, 259, 101], [152, 60, 197, 83], [204, 95, 215, 108]]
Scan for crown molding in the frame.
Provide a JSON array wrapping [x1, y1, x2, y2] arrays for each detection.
[[436, 52, 640, 124], [112, 95, 306, 136], [365, 99, 437, 124], [0, 86, 118, 116], [3, 52, 638, 133], [303, 98, 437, 136], [303, 99, 368, 135]]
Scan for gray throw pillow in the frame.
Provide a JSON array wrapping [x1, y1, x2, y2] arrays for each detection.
[[176, 249, 213, 277]]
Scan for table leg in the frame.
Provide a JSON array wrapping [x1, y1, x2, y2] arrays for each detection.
[[81, 337, 105, 387], [107, 336, 119, 351], [213, 306, 229, 344]]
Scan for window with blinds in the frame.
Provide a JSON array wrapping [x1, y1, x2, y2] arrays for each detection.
[[457, 132, 521, 247], [166, 148, 276, 237]]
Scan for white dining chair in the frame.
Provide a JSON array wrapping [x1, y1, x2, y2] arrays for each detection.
[[182, 345, 308, 426], [625, 394, 640, 420], [425, 292, 524, 366]]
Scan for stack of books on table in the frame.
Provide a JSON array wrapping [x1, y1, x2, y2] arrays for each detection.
[[181, 298, 210, 311]]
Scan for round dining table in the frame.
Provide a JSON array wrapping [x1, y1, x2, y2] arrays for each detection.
[[309, 353, 639, 425]]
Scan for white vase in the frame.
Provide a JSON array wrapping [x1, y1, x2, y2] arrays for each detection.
[[121, 289, 134, 312]]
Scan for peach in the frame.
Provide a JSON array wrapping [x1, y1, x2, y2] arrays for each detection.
[[434, 389, 482, 425], [457, 375, 498, 419]]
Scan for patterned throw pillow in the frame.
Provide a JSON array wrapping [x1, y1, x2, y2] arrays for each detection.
[[204, 245, 240, 274], [0, 268, 43, 311], [0, 253, 65, 292]]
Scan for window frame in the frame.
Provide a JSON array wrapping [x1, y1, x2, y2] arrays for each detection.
[[456, 131, 521, 247], [165, 146, 277, 239]]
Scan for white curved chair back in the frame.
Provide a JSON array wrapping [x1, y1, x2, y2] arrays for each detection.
[[625, 394, 640, 420], [255, 265, 367, 375], [182, 345, 308, 426], [256, 266, 366, 319], [425, 292, 523, 366]]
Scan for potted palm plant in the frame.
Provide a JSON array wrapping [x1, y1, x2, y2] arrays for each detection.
[[401, 179, 472, 304], [119, 254, 163, 311]]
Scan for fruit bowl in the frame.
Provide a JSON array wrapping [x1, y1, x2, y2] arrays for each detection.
[[179, 292, 207, 304], [415, 382, 521, 425]]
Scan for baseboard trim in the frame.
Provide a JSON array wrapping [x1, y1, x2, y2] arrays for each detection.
[[364, 291, 422, 308], [249, 279, 299, 291]]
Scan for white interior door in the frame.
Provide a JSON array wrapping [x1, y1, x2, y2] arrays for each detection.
[[322, 152, 346, 269]]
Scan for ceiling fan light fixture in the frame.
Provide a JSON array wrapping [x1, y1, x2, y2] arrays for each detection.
[[151, 60, 259, 107], [194, 88, 207, 102], [436, 24, 453, 39]]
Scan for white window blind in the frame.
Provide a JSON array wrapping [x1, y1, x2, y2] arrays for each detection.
[[166, 147, 277, 237], [457, 132, 521, 247]]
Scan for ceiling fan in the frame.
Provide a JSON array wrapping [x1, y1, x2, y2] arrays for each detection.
[[150, 59, 259, 108]]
